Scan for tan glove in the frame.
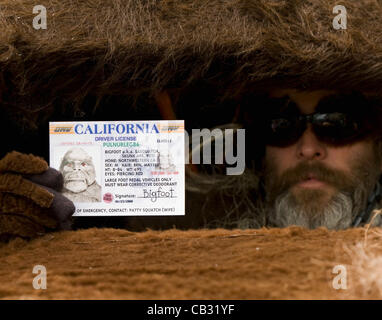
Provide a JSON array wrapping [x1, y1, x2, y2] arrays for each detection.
[[0, 151, 75, 241]]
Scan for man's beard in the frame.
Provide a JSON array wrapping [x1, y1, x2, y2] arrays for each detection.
[[263, 153, 381, 229]]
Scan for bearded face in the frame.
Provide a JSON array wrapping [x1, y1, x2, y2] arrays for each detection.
[[157, 151, 173, 169], [263, 153, 381, 229], [60, 148, 96, 193], [261, 89, 382, 229]]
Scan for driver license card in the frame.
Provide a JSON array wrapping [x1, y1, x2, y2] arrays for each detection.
[[49, 120, 185, 216]]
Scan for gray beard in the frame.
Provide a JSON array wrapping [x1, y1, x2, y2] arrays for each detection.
[[266, 185, 368, 230]]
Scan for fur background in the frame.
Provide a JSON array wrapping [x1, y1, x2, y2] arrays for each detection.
[[1, 226, 382, 299], [0, 0, 381, 128]]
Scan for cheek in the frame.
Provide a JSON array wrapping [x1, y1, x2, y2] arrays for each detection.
[[265, 146, 295, 174], [63, 165, 73, 173], [84, 166, 95, 175], [326, 143, 374, 172]]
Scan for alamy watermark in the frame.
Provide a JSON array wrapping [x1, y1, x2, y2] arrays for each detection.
[[32, 265, 47, 290], [332, 264, 347, 290], [185, 128, 246, 176], [333, 5, 347, 30], [31, 4, 348, 31], [32, 5, 47, 30]]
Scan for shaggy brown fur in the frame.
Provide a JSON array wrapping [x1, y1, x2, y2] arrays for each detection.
[[1, 227, 382, 299], [0, 0, 381, 127], [0, 173, 53, 207], [0, 214, 46, 239], [0, 152, 48, 174], [0, 193, 57, 228], [0, 152, 74, 241]]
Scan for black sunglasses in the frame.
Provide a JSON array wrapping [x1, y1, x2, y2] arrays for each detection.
[[265, 111, 367, 147]]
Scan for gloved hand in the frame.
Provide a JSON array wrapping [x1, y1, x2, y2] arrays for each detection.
[[0, 151, 75, 241]]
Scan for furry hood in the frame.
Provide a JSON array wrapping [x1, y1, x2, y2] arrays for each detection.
[[0, 0, 381, 125]]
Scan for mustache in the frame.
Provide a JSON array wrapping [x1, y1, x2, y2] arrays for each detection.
[[268, 162, 356, 196], [65, 172, 89, 183]]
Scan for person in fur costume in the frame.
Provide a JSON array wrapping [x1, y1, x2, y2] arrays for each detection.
[[0, 0, 382, 240]]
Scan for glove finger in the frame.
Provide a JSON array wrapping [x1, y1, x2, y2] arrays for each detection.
[[0, 151, 48, 175], [34, 184, 75, 222], [26, 167, 64, 191], [0, 173, 54, 208], [0, 193, 58, 229]]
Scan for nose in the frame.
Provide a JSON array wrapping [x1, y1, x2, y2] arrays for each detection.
[[296, 124, 327, 160], [73, 162, 81, 170]]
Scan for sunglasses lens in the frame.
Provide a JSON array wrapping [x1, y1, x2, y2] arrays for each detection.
[[266, 117, 304, 146], [313, 113, 362, 145], [266, 113, 364, 147]]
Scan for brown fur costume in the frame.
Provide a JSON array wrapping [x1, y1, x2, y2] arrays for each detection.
[[0, 0, 381, 130]]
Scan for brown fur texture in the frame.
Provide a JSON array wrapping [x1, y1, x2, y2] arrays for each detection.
[[0, 0, 381, 127], [0, 173, 54, 208], [1, 226, 382, 299], [0, 152, 74, 241], [0, 152, 48, 174], [0, 193, 57, 229], [0, 214, 46, 239]]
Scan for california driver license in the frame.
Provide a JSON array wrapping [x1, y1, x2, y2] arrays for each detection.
[[49, 121, 185, 217]]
